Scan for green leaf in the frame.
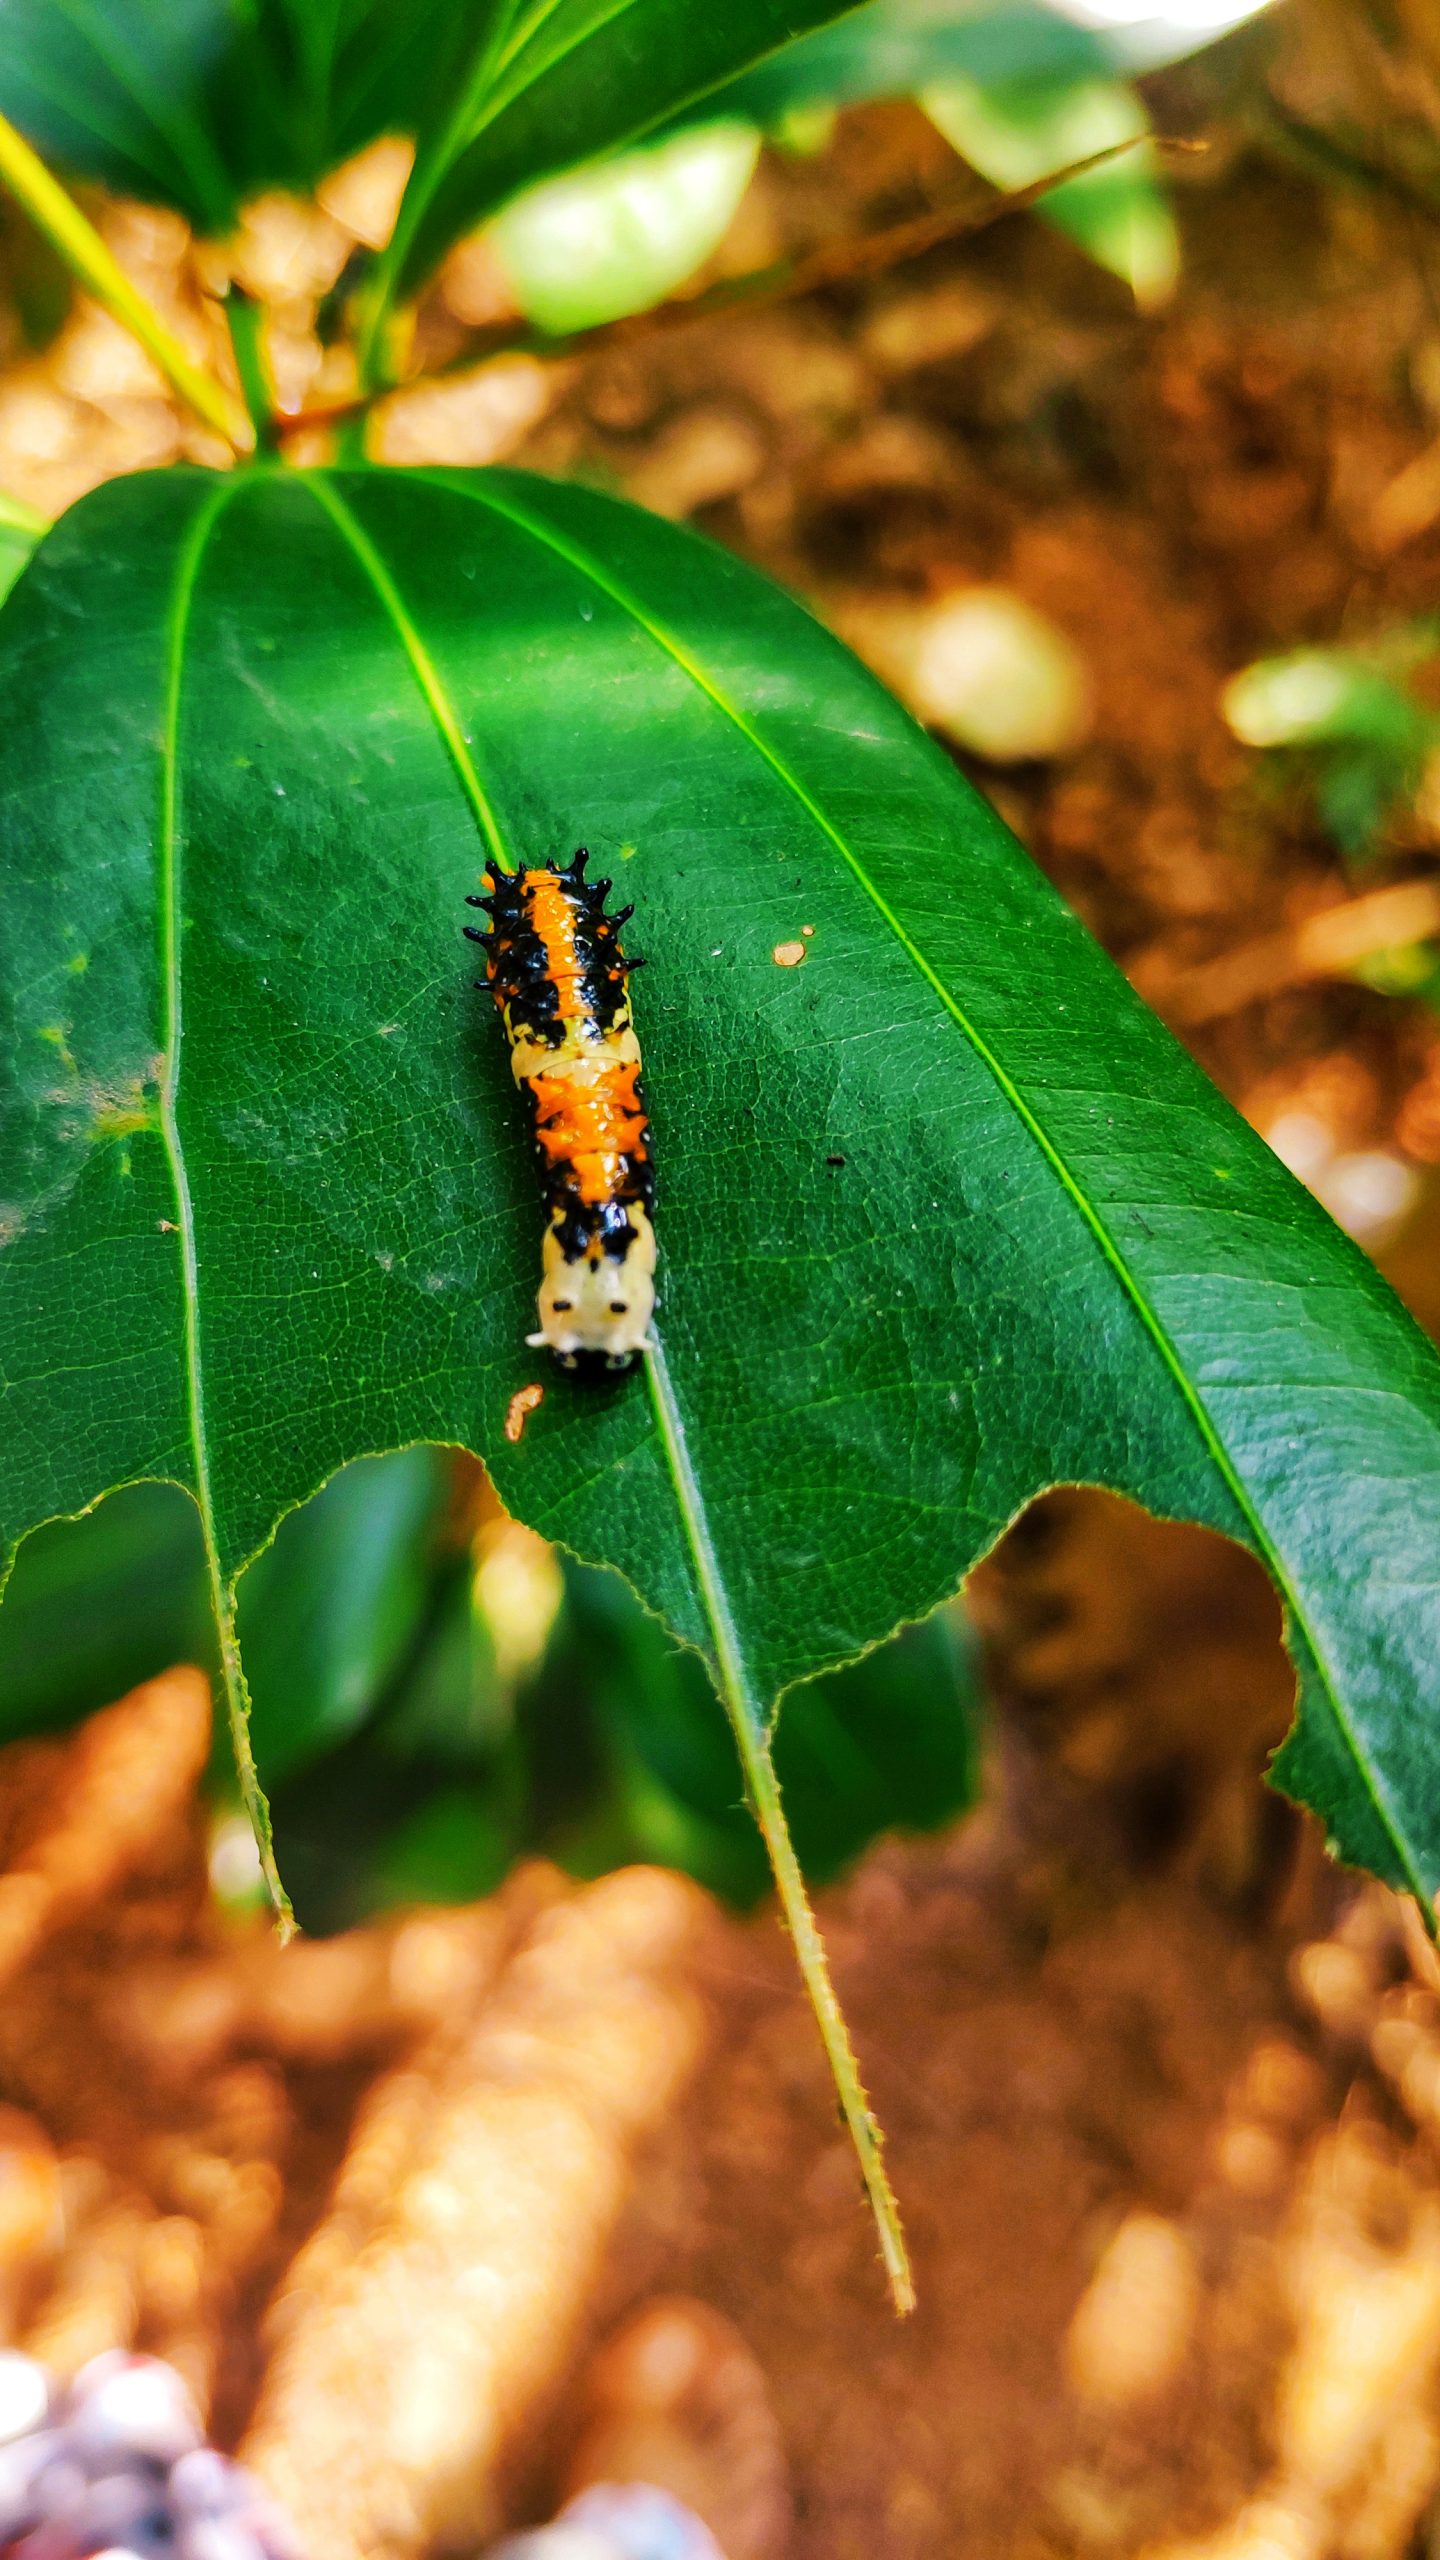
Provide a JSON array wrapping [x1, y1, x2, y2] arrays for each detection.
[[0, 1481, 210, 1740], [5, 455, 1440, 1875], [1224, 642, 1440, 865], [7, 458, 1440, 2283], [0, 487, 44, 607], [377, 0, 873, 308], [0, 0, 866, 272], [490, 119, 760, 335], [922, 73, 1179, 305], [549, 1567, 982, 1899], [238, 1444, 450, 1784], [680, 0, 1248, 134], [0, 0, 442, 229], [690, 0, 1114, 128]]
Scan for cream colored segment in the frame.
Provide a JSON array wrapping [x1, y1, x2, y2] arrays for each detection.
[[530, 1205, 657, 1365], [506, 1020, 639, 1088]]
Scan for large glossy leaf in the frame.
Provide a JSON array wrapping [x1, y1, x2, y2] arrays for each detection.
[[3, 459, 1440, 1933]]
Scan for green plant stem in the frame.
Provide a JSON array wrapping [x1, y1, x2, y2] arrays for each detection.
[[0, 110, 252, 453], [0, 486, 50, 538], [224, 290, 277, 451], [353, 0, 526, 395], [215, 1577, 295, 1937], [645, 1337, 914, 2315], [332, 407, 372, 466]]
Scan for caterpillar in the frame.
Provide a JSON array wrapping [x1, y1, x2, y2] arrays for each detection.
[[466, 851, 655, 1374]]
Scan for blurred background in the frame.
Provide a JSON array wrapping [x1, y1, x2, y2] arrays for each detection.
[[8, 1, 1440, 2554]]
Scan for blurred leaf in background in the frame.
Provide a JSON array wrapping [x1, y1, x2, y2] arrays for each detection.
[[693, 0, 1266, 130], [0, 1480, 211, 1742], [489, 121, 761, 335], [0, 1449, 983, 1930], [267, 1521, 986, 1933], [922, 72, 1178, 303], [1223, 632, 1440, 865], [237, 1444, 452, 1785]]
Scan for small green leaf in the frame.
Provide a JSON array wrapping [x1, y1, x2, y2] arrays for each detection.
[[490, 120, 760, 335], [922, 72, 1179, 304], [1224, 642, 1440, 864]]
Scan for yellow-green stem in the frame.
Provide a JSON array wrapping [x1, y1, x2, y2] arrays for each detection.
[[224, 289, 276, 449], [0, 112, 252, 452], [735, 1697, 915, 2313], [645, 1339, 914, 2314], [0, 486, 49, 538]]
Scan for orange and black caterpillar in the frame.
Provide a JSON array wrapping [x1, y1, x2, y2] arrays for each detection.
[[466, 851, 655, 1374]]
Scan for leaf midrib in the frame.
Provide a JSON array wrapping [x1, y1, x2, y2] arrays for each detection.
[[411, 461, 1423, 1907], [159, 467, 290, 1922]]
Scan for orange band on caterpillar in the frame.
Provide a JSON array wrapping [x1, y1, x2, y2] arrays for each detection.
[[466, 851, 655, 1375]]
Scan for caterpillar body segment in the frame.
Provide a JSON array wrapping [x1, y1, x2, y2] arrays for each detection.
[[469, 851, 656, 1373]]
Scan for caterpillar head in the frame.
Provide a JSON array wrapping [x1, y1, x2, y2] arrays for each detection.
[[529, 1208, 656, 1373]]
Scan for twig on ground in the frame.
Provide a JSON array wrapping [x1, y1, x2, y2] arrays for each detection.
[[1143, 879, 1440, 1025]]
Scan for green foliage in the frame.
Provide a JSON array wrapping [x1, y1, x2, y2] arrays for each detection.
[[922, 74, 1178, 304], [0, 0, 864, 298], [381, 0, 862, 309], [0, 487, 43, 605], [0, 1481, 211, 1740], [0, 1449, 448, 1777], [264, 1535, 983, 1930], [691, 0, 1124, 128], [0, 1448, 979, 1917], [237, 1444, 449, 1781], [1224, 635, 1440, 866], [489, 120, 761, 335], [5, 459, 1440, 1933], [538, 1569, 981, 1904]]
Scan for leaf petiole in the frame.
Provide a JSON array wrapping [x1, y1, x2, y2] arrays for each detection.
[[644, 1337, 914, 2314], [223, 289, 278, 451]]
